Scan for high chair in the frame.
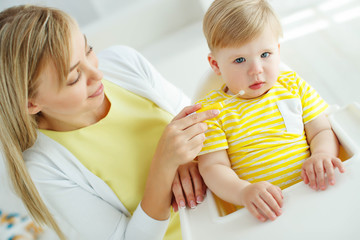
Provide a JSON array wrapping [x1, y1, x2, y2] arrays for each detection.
[[180, 64, 360, 240]]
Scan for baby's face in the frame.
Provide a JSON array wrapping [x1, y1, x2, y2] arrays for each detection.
[[208, 26, 281, 99]]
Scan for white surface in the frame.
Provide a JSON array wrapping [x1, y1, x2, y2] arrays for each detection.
[[180, 103, 360, 240]]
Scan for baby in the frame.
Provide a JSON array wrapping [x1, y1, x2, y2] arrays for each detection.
[[197, 0, 345, 222]]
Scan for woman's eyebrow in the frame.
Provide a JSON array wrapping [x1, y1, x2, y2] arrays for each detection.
[[84, 34, 88, 48], [69, 61, 80, 73], [69, 35, 87, 72]]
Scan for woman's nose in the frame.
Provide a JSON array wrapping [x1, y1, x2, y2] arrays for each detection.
[[90, 67, 103, 81], [86, 63, 103, 83]]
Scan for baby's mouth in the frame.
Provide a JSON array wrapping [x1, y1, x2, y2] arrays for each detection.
[[249, 81, 265, 90]]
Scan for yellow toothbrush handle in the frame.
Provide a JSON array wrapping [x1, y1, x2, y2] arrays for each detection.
[[196, 102, 223, 113]]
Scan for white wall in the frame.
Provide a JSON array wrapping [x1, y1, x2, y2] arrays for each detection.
[[82, 0, 204, 52], [0, 0, 204, 29], [0, 0, 145, 27]]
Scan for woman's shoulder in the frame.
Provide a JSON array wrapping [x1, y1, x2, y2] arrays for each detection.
[[23, 133, 97, 191], [23, 133, 77, 176], [23, 134, 65, 184], [97, 45, 153, 85], [24, 133, 57, 159], [98, 45, 145, 67], [25, 133, 61, 155]]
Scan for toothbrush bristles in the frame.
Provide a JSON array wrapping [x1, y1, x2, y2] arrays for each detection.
[[224, 90, 245, 105]]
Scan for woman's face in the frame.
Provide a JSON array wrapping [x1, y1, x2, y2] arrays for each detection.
[[29, 24, 104, 129]]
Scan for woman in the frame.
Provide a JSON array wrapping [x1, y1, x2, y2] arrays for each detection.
[[0, 5, 219, 239]]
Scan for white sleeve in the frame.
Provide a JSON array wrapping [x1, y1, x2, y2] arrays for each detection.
[[25, 140, 169, 240], [98, 45, 191, 115]]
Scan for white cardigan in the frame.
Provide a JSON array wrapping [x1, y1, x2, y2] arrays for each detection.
[[24, 46, 190, 240]]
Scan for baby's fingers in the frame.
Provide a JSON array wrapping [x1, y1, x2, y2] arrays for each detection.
[[326, 158, 345, 185], [246, 202, 267, 222], [324, 160, 336, 186], [253, 197, 277, 221], [301, 168, 309, 184], [314, 161, 326, 190], [333, 158, 345, 173], [304, 165, 317, 190], [260, 191, 282, 220], [267, 186, 283, 209]]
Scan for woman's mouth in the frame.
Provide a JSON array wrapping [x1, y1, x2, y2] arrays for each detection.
[[89, 83, 104, 98]]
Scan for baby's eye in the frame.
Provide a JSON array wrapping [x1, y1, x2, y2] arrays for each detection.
[[234, 57, 246, 63], [261, 52, 270, 58]]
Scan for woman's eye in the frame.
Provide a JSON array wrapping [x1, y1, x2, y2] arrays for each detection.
[[86, 46, 93, 56], [235, 57, 245, 63], [68, 70, 81, 86], [261, 52, 270, 58]]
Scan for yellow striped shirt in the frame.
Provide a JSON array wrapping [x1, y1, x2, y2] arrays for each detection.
[[197, 71, 328, 189]]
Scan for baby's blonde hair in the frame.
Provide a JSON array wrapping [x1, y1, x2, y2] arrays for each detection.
[[203, 0, 283, 51], [0, 5, 75, 239]]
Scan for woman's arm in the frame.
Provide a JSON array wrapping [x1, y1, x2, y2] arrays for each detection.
[[99, 46, 206, 210], [26, 106, 219, 239], [142, 105, 219, 220], [302, 113, 345, 190]]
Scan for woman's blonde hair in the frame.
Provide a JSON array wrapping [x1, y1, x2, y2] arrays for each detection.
[[0, 5, 75, 239], [203, 0, 283, 51]]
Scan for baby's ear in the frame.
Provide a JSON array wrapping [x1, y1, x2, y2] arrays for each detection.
[[208, 53, 221, 76]]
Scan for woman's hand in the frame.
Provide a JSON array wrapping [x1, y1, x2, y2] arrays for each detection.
[[142, 104, 219, 220], [301, 153, 345, 191], [171, 161, 207, 212], [153, 104, 220, 168], [239, 181, 283, 222]]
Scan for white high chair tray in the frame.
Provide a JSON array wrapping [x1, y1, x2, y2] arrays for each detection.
[[180, 102, 360, 240]]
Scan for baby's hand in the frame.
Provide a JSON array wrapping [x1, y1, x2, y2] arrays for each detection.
[[239, 181, 283, 222], [301, 153, 345, 191]]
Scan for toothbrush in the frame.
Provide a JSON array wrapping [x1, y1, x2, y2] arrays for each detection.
[[197, 90, 245, 113], [222, 90, 245, 105]]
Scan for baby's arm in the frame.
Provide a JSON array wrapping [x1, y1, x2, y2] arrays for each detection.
[[198, 150, 283, 221], [302, 113, 345, 190]]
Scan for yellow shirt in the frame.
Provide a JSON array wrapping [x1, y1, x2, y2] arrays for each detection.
[[41, 80, 181, 240], [197, 71, 328, 190]]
